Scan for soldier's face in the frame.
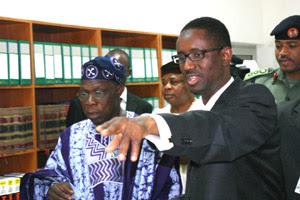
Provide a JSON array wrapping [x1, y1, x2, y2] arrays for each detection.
[[275, 40, 300, 77]]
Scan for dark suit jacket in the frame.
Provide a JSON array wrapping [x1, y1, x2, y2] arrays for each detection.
[[126, 92, 153, 115], [160, 78, 285, 200], [66, 97, 86, 127], [278, 99, 300, 200], [65, 91, 153, 127]]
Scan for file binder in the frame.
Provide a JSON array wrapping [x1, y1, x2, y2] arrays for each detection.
[[0, 40, 9, 85], [62, 44, 72, 84], [8, 40, 20, 85], [151, 48, 158, 81], [81, 46, 90, 64], [130, 48, 146, 82], [90, 45, 98, 59], [44, 43, 55, 84], [34, 42, 46, 84], [71, 45, 82, 84], [53, 44, 64, 84], [162, 49, 177, 65], [144, 48, 153, 81], [19, 41, 31, 85]]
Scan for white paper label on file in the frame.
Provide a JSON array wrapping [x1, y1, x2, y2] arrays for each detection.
[[82, 47, 90, 64], [144, 49, 152, 79], [162, 50, 173, 65], [45, 55, 55, 80], [90, 47, 98, 58], [20, 43, 30, 54], [131, 49, 145, 79], [34, 44, 45, 78], [9, 54, 19, 79], [151, 49, 158, 78], [21, 54, 31, 79], [54, 46, 63, 79], [8, 42, 18, 54], [64, 56, 72, 79], [20, 43, 31, 79], [0, 54, 8, 80], [0, 42, 7, 53], [82, 47, 89, 56], [72, 46, 82, 79], [72, 56, 81, 79]]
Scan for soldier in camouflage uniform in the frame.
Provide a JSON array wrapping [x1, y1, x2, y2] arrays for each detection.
[[244, 15, 300, 105]]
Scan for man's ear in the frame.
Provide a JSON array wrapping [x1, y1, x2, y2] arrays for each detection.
[[222, 47, 232, 66]]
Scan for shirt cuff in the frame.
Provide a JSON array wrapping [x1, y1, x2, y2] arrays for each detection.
[[142, 113, 174, 151]]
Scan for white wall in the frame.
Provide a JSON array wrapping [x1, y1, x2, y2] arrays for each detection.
[[1, 0, 299, 67], [1, 0, 262, 43], [257, 0, 300, 68]]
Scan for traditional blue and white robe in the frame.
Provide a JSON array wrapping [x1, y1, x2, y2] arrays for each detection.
[[20, 112, 181, 200]]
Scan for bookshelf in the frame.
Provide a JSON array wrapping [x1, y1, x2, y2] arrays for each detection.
[[0, 17, 178, 175], [0, 18, 36, 175]]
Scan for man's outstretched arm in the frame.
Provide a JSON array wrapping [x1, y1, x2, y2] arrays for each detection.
[[96, 115, 159, 161]]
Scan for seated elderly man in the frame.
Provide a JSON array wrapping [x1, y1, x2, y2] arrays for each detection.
[[20, 56, 181, 200]]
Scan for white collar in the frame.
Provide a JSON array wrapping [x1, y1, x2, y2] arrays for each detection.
[[120, 87, 127, 102], [199, 77, 234, 111]]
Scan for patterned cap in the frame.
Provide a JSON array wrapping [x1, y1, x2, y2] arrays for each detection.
[[81, 56, 126, 84], [270, 15, 300, 40]]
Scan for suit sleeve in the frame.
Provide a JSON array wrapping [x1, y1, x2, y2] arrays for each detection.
[[160, 84, 277, 165]]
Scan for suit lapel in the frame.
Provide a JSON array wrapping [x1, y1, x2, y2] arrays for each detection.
[[212, 78, 243, 110]]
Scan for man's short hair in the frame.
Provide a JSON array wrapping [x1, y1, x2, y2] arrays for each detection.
[[181, 17, 232, 48]]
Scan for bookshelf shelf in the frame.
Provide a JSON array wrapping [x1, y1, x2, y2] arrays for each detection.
[[0, 149, 35, 159], [127, 82, 160, 86], [34, 84, 80, 88], [0, 85, 33, 90], [0, 16, 178, 175]]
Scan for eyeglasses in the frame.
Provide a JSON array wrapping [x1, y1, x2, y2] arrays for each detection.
[[77, 89, 110, 102], [172, 47, 224, 64], [161, 78, 184, 86]]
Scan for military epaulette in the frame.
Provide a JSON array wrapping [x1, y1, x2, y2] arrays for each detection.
[[243, 68, 275, 81]]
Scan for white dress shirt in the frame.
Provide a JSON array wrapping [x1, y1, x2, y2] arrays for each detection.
[[120, 87, 128, 111], [152, 97, 202, 194], [145, 77, 234, 151]]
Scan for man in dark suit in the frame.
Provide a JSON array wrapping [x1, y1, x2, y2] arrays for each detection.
[[278, 99, 300, 199], [106, 49, 153, 115], [66, 49, 153, 127], [96, 17, 284, 200]]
